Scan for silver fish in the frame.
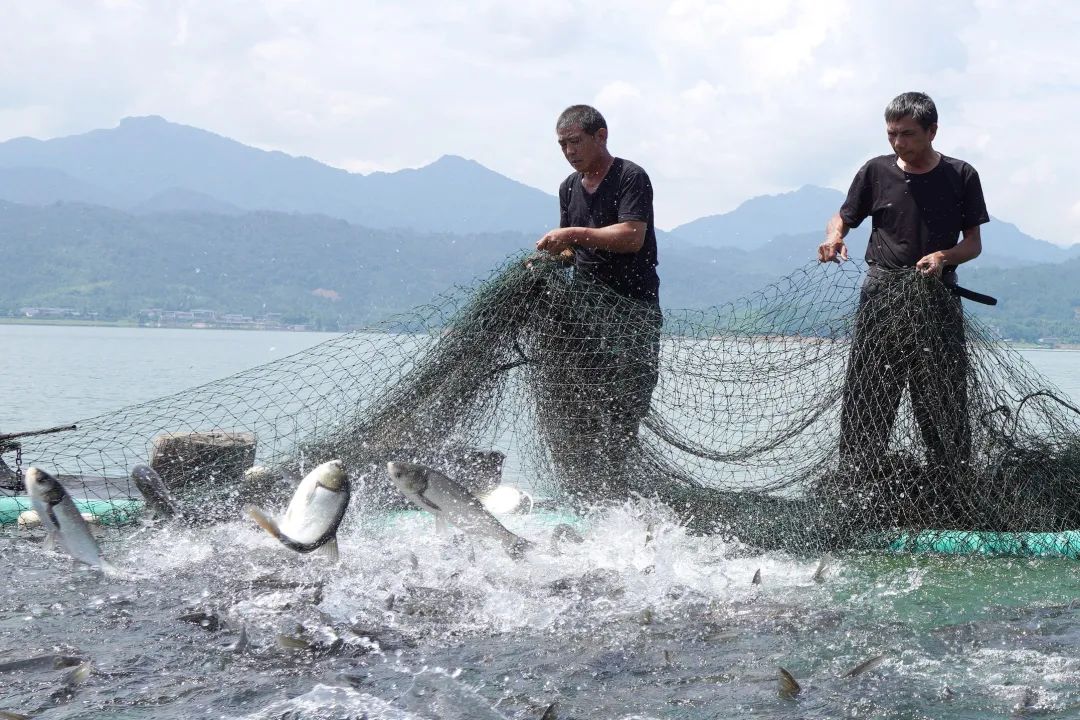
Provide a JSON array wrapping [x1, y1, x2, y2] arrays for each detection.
[[246, 459, 350, 562], [50, 660, 92, 704], [130, 463, 184, 520], [24, 467, 115, 572], [386, 461, 533, 558], [0, 654, 83, 673], [843, 653, 886, 678]]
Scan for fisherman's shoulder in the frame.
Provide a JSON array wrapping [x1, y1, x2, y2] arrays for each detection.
[[559, 171, 580, 193], [937, 154, 981, 179], [613, 157, 651, 183], [856, 154, 898, 177]]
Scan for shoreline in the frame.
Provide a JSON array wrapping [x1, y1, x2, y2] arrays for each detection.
[[1, 317, 1078, 348], [0, 318, 336, 333]]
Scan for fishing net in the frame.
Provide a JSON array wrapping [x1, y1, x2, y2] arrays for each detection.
[[4, 253, 1080, 555]]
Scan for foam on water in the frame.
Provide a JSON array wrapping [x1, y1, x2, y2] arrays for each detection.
[[5, 498, 1080, 718]]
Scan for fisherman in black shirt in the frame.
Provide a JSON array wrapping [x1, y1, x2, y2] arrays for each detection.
[[819, 92, 989, 524], [536, 104, 662, 502], [537, 105, 660, 302]]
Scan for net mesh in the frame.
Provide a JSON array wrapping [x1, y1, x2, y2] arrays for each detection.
[[4, 254, 1080, 555]]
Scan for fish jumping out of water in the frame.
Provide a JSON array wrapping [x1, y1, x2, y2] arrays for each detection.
[[777, 653, 887, 700], [130, 463, 184, 521], [24, 467, 116, 572], [386, 461, 534, 558], [246, 459, 350, 562]]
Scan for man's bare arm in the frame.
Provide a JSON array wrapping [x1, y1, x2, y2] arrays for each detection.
[[537, 221, 646, 255], [916, 225, 982, 276], [818, 213, 850, 263]]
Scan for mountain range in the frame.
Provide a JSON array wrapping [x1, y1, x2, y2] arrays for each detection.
[[0, 116, 555, 234], [0, 117, 1077, 340]]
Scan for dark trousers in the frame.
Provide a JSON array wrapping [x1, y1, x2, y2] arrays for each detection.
[[836, 271, 971, 520], [534, 294, 663, 504]]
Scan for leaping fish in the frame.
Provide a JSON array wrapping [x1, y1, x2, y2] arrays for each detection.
[[23, 467, 117, 573], [386, 461, 534, 558], [246, 460, 350, 562], [130, 463, 184, 521]]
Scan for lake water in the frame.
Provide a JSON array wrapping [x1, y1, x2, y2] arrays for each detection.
[[3, 324, 1080, 719], [0, 325, 343, 431]]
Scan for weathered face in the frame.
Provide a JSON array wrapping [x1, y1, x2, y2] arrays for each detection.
[[24, 466, 64, 504], [886, 115, 937, 164], [386, 461, 428, 494], [557, 124, 608, 173]]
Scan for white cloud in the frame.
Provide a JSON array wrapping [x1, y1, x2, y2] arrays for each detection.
[[0, 0, 1078, 245]]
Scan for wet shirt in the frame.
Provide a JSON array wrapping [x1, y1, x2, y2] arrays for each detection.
[[839, 154, 990, 269], [560, 158, 660, 303]]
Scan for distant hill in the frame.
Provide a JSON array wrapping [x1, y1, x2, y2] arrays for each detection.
[[670, 185, 848, 249], [965, 259, 1080, 342], [668, 185, 1079, 270], [0, 200, 535, 328], [0, 116, 556, 234], [0, 166, 121, 207], [1, 118, 1077, 339], [1, 199, 1077, 341], [132, 187, 243, 215]]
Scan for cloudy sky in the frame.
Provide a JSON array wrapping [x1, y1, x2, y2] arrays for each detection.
[[3, 1, 1078, 244]]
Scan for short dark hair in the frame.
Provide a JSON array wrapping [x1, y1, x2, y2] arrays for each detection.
[[557, 105, 607, 135], [885, 92, 938, 130]]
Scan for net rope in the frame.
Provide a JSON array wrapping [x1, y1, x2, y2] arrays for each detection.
[[4, 254, 1080, 554]]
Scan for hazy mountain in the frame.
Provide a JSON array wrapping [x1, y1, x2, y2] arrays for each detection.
[[0, 166, 121, 207], [964, 257, 1080, 341], [3, 198, 1076, 340], [667, 184, 1079, 270], [0, 116, 555, 234], [2, 118, 1075, 264], [0, 200, 534, 328], [1, 117, 1076, 338], [670, 185, 846, 249], [131, 187, 243, 215]]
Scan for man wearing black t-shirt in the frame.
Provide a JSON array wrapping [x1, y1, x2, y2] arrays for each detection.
[[535, 104, 662, 502], [818, 92, 989, 519]]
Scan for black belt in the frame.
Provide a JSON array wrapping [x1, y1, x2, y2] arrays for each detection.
[[948, 284, 997, 306], [941, 269, 997, 306], [864, 265, 998, 306]]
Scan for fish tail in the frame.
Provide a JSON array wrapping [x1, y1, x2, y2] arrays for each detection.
[[506, 536, 535, 560], [100, 560, 124, 578], [318, 537, 340, 563], [245, 505, 281, 540]]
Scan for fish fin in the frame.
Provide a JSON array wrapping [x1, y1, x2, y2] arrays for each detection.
[[277, 633, 310, 650], [99, 560, 124, 578], [318, 537, 340, 563], [778, 667, 801, 699], [230, 626, 249, 654], [843, 653, 885, 678], [752, 568, 762, 585], [43, 531, 57, 552], [419, 494, 442, 513], [539, 701, 558, 720], [813, 555, 830, 583], [434, 513, 450, 535], [245, 505, 281, 540]]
